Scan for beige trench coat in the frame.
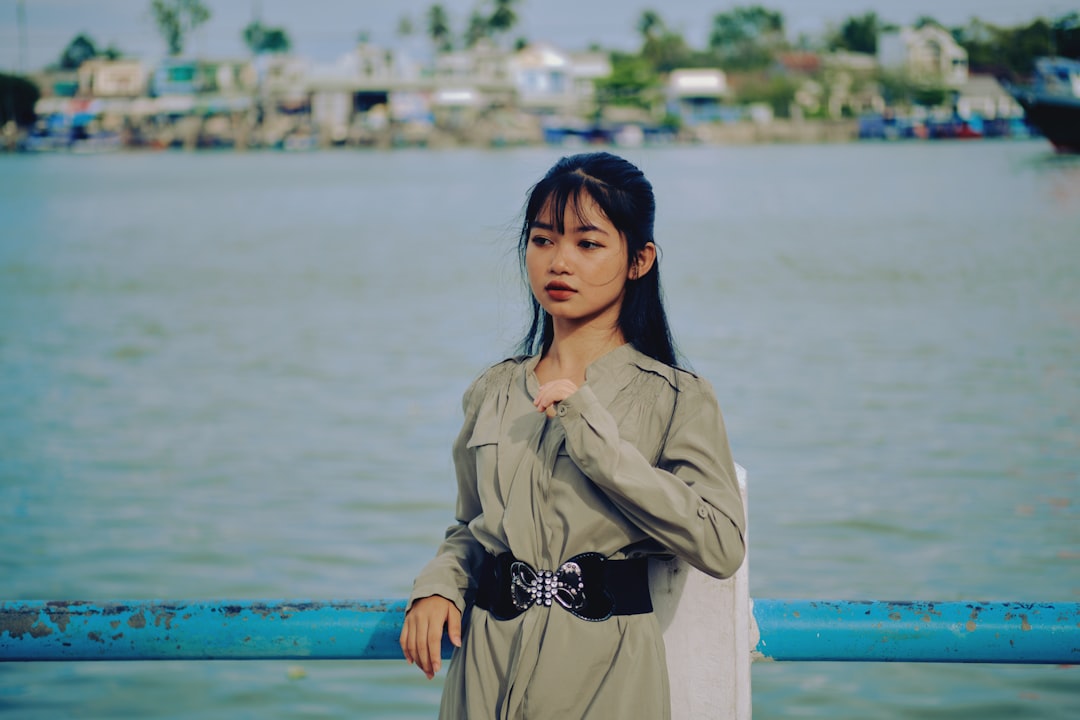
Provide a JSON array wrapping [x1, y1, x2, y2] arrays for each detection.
[[408, 343, 746, 719]]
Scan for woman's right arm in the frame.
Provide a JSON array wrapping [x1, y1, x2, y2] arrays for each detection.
[[400, 371, 490, 678]]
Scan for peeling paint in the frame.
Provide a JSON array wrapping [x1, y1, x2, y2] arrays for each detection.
[[30, 622, 53, 639], [152, 612, 175, 630], [127, 612, 146, 629], [0, 610, 37, 639], [45, 609, 71, 633]]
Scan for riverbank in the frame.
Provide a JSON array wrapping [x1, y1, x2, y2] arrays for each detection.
[[11, 114, 1036, 152], [3, 110, 861, 152]]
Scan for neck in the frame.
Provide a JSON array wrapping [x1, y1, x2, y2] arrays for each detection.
[[538, 319, 626, 385]]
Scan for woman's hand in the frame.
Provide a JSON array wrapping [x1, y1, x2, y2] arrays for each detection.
[[400, 595, 462, 679], [534, 379, 579, 418]]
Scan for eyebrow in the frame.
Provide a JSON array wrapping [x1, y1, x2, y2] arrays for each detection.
[[528, 220, 610, 235]]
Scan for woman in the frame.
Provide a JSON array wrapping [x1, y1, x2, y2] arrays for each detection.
[[400, 152, 746, 719]]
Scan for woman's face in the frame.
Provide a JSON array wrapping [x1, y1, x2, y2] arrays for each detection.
[[525, 192, 636, 332]]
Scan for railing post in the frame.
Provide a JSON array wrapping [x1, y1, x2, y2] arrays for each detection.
[[651, 464, 752, 720]]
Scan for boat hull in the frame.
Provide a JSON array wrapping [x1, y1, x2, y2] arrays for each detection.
[[1016, 95, 1080, 153]]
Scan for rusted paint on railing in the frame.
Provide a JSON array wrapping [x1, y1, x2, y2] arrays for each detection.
[[2, 598, 1077, 664], [0, 599, 449, 661], [750, 599, 1079, 664]]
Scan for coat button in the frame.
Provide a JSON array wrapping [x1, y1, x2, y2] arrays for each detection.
[[696, 506, 709, 518], [557, 405, 567, 417]]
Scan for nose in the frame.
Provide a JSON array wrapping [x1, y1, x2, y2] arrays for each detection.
[[550, 245, 570, 273]]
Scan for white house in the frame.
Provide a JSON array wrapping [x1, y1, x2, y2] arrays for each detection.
[[510, 43, 610, 115], [666, 69, 729, 125], [954, 75, 1024, 120], [879, 25, 968, 87], [77, 59, 149, 98]]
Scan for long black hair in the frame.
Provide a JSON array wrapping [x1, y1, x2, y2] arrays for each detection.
[[517, 152, 679, 367]]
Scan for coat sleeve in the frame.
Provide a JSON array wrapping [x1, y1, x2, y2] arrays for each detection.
[[556, 374, 746, 579], [406, 372, 490, 614]]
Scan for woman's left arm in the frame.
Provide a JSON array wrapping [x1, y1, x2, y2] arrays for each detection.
[[557, 377, 746, 579]]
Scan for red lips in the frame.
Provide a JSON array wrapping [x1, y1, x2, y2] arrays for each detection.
[[544, 281, 576, 300]]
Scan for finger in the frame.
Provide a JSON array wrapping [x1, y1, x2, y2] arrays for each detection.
[[400, 618, 413, 664], [427, 618, 445, 676], [447, 607, 462, 648], [416, 616, 432, 677]]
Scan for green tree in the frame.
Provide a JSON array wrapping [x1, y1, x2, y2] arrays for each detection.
[[736, 74, 798, 117], [632, 9, 694, 72], [58, 33, 98, 69], [426, 4, 452, 53], [911, 85, 947, 107], [952, 17, 1004, 74], [637, 9, 663, 41], [594, 52, 660, 109], [954, 14, 1080, 77], [0, 73, 40, 127], [1003, 19, 1058, 75], [242, 21, 291, 54], [464, 10, 489, 48], [643, 31, 694, 73], [150, 0, 211, 56], [876, 70, 949, 108], [829, 12, 880, 54], [708, 5, 787, 70], [488, 0, 519, 38]]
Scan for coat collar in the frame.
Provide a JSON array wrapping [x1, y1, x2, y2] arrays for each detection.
[[524, 343, 679, 408]]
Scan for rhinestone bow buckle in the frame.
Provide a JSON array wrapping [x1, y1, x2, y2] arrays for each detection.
[[509, 558, 588, 613]]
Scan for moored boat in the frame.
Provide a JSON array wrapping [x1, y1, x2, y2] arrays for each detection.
[[1008, 57, 1080, 153]]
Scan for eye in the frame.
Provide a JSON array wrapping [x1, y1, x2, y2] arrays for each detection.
[[530, 235, 552, 247], [578, 239, 601, 250]]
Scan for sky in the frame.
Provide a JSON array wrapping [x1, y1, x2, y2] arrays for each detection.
[[1, 0, 1076, 73]]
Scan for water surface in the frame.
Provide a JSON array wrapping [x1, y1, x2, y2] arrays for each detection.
[[1, 141, 1077, 718]]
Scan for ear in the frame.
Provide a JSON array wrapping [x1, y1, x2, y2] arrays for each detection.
[[628, 242, 657, 280]]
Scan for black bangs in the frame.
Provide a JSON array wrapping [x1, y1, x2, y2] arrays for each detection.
[[526, 174, 606, 235]]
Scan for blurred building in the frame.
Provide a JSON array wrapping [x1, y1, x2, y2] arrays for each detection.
[[954, 74, 1023, 120], [510, 43, 610, 116], [820, 51, 884, 117], [879, 25, 969, 88], [77, 58, 149, 98], [666, 69, 730, 125]]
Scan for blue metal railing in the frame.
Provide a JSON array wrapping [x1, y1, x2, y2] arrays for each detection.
[[2, 598, 1077, 664]]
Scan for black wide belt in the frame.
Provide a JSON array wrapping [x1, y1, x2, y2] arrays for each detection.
[[474, 551, 652, 622]]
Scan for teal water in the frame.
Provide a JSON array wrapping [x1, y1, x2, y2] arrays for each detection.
[[1, 142, 1078, 718]]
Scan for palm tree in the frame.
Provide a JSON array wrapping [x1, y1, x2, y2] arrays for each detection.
[[488, 0, 518, 37], [150, 0, 211, 57], [426, 4, 452, 53], [637, 9, 664, 42], [465, 10, 489, 48]]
